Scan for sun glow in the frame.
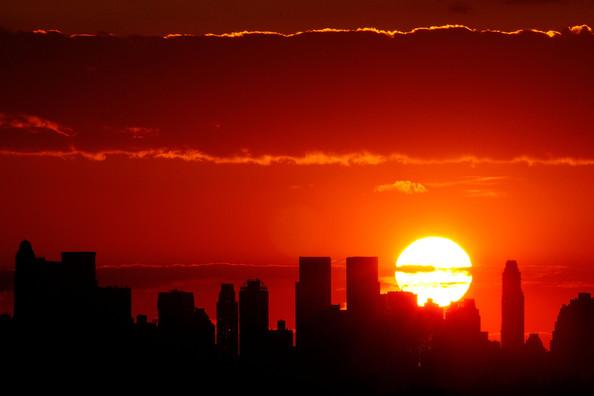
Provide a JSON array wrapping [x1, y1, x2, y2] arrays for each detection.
[[395, 236, 472, 307]]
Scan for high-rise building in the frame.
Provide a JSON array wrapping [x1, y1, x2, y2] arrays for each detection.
[[217, 283, 238, 357], [551, 292, 594, 367], [346, 257, 379, 315], [501, 260, 525, 351], [13, 240, 40, 321], [239, 279, 269, 358], [295, 256, 331, 350]]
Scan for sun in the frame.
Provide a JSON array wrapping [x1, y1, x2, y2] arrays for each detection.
[[395, 236, 472, 307]]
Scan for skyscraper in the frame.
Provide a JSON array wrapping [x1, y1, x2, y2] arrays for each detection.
[[239, 279, 269, 358], [501, 260, 524, 351], [217, 283, 238, 357], [295, 256, 331, 350], [551, 292, 594, 367], [13, 240, 39, 321], [346, 256, 379, 315]]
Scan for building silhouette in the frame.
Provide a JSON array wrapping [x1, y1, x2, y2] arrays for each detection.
[[525, 333, 546, 356], [502, 260, 524, 351], [13, 240, 128, 330], [551, 292, 594, 371], [14, 240, 70, 323], [267, 319, 294, 359], [295, 256, 331, 352], [191, 308, 216, 349], [157, 289, 195, 335], [217, 283, 238, 357], [445, 298, 481, 338], [14, 239, 46, 322], [346, 256, 379, 315], [239, 279, 269, 358], [157, 289, 215, 354]]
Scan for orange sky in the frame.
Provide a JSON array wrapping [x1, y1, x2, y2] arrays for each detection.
[[1, 25, 594, 346]]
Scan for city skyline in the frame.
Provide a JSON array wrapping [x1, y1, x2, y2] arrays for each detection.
[[0, 237, 589, 347], [4, 237, 594, 395], [3, 238, 572, 350]]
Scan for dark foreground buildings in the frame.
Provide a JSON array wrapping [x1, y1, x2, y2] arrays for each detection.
[[157, 289, 215, 354], [14, 240, 131, 330], [3, 241, 594, 395]]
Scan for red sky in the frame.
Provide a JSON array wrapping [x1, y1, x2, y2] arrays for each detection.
[[2, 0, 594, 35], [1, 4, 594, 346]]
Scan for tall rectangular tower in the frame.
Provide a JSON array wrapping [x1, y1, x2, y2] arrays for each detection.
[[239, 279, 269, 358], [295, 256, 332, 350], [346, 256, 379, 315], [217, 283, 238, 357], [501, 260, 525, 351]]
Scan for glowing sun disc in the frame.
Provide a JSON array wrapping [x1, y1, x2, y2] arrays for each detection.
[[395, 236, 472, 307]]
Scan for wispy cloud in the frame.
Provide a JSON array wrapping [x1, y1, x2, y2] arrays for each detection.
[[3, 149, 594, 170], [375, 176, 506, 197], [30, 24, 590, 40], [200, 24, 578, 39], [0, 113, 74, 137], [375, 180, 428, 194]]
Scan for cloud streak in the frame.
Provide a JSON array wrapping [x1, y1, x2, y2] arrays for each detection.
[[375, 180, 428, 194], [31, 24, 591, 40], [197, 24, 584, 39], [4, 149, 594, 169], [375, 175, 508, 197], [0, 113, 73, 137]]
